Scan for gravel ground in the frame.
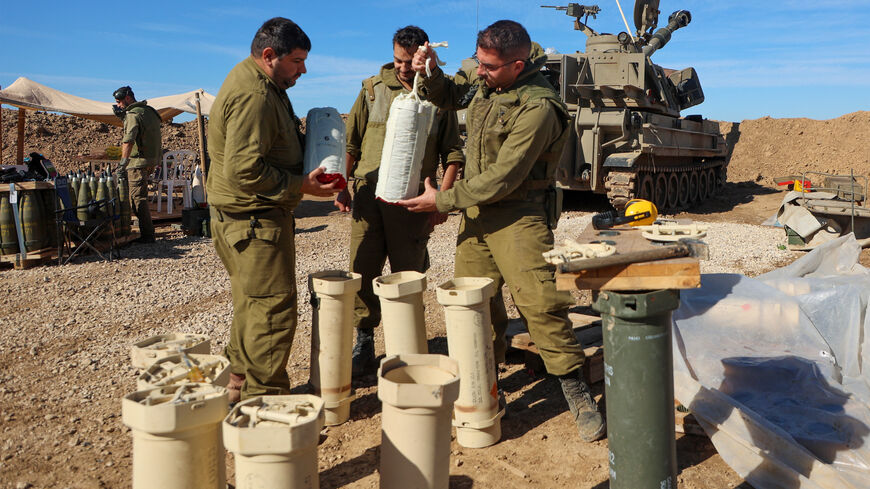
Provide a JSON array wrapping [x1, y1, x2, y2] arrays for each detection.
[[0, 202, 798, 489]]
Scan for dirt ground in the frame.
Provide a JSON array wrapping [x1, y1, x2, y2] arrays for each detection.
[[1, 109, 868, 489]]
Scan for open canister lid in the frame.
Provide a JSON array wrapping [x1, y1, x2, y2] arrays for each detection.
[[137, 353, 230, 390], [130, 333, 211, 369], [122, 383, 228, 434], [223, 395, 325, 456]]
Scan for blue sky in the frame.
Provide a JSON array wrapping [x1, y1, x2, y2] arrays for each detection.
[[1, 1, 868, 123]]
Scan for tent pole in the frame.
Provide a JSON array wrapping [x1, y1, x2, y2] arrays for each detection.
[[17, 108, 25, 165], [195, 91, 207, 199]]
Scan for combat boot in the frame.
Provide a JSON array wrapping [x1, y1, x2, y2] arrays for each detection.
[[559, 370, 606, 442], [351, 328, 377, 376]]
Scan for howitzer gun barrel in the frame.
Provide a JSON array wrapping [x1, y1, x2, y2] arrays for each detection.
[[642, 9, 691, 57]]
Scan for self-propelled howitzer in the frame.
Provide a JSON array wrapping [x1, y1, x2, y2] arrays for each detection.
[[541, 1, 727, 210]]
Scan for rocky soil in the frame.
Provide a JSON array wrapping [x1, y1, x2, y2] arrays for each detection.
[[0, 108, 868, 489]]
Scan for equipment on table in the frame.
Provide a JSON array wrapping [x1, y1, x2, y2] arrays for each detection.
[[558, 237, 708, 272], [637, 222, 708, 241], [592, 199, 657, 230], [543, 240, 616, 266]]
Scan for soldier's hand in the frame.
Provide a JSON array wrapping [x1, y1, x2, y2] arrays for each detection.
[[413, 42, 439, 75], [398, 177, 438, 213], [301, 167, 342, 197], [334, 188, 352, 212]]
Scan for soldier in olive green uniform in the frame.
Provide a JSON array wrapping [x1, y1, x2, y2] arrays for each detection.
[[208, 18, 341, 401], [335, 26, 464, 375], [113, 86, 162, 243], [404, 21, 605, 442]]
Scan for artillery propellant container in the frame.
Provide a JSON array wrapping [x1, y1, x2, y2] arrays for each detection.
[[593, 289, 680, 489], [378, 354, 460, 489], [18, 190, 46, 252], [0, 194, 19, 255], [39, 189, 57, 249], [137, 353, 231, 390], [77, 175, 92, 223], [308, 270, 362, 425], [122, 383, 227, 489], [223, 395, 325, 489], [437, 277, 504, 448], [130, 333, 211, 369], [373, 271, 428, 356], [541, 0, 727, 211]]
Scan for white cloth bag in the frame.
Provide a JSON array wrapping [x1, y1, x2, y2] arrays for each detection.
[[375, 74, 437, 202], [303, 107, 346, 177]]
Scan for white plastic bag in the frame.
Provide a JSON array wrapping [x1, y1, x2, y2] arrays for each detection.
[[375, 74, 437, 202], [303, 107, 346, 178]]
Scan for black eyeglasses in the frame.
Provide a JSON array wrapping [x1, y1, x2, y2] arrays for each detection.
[[471, 54, 524, 73]]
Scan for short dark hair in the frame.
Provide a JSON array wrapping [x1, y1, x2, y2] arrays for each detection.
[[393, 25, 428, 49], [113, 86, 134, 101], [251, 17, 311, 58], [477, 20, 531, 60]]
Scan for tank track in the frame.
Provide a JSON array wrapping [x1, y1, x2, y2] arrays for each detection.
[[604, 161, 727, 211]]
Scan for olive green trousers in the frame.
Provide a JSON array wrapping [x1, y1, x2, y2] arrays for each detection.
[[126, 167, 154, 240], [349, 182, 431, 330], [211, 207, 297, 399], [454, 201, 584, 376]]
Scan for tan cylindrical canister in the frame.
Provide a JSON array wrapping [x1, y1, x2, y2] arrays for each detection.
[[223, 395, 325, 489], [373, 271, 428, 356], [308, 270, 362, 425], [437, 277, 505, 448], [130, 333, 211, 369], [137, 353, 231, 390], [122, 383, 228, 489], [378, 354, 460, 489]]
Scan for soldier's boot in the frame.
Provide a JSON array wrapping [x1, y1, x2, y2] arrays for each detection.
[[558, 370, 606, 442], [351, 328, 377, 377], [227, 372, 245, 404]]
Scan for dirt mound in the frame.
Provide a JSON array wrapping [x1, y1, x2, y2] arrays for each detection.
[[3, 108, 868, 187], [721, 111, 870, 185]]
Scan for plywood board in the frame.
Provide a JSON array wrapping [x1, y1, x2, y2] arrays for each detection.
[[555, 225, 701, 291]]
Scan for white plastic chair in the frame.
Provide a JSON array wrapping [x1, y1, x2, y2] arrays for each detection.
[[156, 150, 195, 214]]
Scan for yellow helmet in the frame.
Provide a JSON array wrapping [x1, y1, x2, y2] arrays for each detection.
[[624, 199, 657, 226]]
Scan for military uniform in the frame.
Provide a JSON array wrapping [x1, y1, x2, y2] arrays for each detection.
[[345, 63, 464, 331], [207, 56, 306, 399], [120, 101, 162, 240], [422, 56, 584, 376]]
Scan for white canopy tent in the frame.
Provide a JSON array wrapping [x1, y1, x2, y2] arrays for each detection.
[[0, 77, 214, 125], [0, 77, 214, 166]]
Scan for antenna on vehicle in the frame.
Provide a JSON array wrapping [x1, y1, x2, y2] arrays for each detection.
[[614, 0, 635, 40]]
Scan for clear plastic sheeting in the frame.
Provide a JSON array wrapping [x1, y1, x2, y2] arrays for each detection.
[[673, 234, 870, 489]]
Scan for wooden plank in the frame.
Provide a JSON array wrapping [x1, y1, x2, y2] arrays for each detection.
[[0, 181, 55, 193], [557, 257, 700, 291], [555, 225, 701, 291], [0, 247, 58, 269], [506, 318, 605, 384]]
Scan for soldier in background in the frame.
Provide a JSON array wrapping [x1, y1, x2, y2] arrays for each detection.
[[335, 25, 464, 376], [207, 17, 341, 402], [404, 20, 606, 442], [113, 86, 161, 243]]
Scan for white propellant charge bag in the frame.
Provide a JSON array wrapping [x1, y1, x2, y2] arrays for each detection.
[[375, 42, 448, 202], [375, 74, 436, 202], [303, 107, 346, 179]]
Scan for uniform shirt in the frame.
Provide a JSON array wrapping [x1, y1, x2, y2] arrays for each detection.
[[346, 63, 464, 185], [207, 56, 306, 213], [122, 101, 162, 169], [421, 56, 569, 212]]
